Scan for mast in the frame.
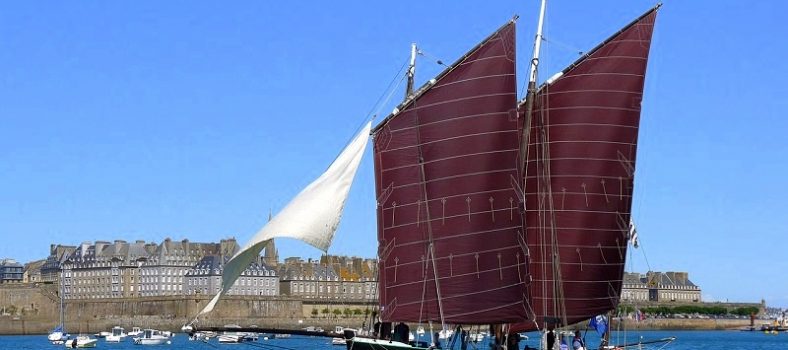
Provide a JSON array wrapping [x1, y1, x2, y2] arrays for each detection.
[[60, 268, 65, 331], [405, 43, 417, 98], [519, 0, 546, 173]]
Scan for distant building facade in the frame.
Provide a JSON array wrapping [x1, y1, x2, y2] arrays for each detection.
[[61, 238, 239, 299], [23, 259, 45, 284], [278, 256, 377, 301], [622, 271, 701, 303], [184, 255, 278, 296], [41, 245, 76, 284], [0, 259, 24, 284]]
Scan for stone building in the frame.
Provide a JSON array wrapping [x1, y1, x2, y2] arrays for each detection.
[[184, 255, 278, 296], [278, 258, 338, 299], [621, 271, 701, 303], [22, 260, 45, 284], [320, 255, 378, 301], [61, 238, 239, 299], [137, 238, 238, 297], [40, 245, 76, 284], [278, 256, 377, 301], [0, 259, 23, 284]]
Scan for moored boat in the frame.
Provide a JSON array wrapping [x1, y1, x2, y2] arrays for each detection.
[[105, 326, 127, 343], [64, 335, 98, 348], [133, 329, 170, 346]]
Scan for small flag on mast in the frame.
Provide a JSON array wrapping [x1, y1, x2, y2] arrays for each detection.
[[628, 219, 639, 248]]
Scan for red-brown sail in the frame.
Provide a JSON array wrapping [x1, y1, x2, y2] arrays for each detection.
[[516, 7, 658, 331], [372, 20, 529, 324]]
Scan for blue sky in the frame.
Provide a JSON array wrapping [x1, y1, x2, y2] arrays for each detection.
[[1, 1, 786, 308]]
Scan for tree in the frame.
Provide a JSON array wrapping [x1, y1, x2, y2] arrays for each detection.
[[311, 309, 319, 317], [333, 309, 342, 318]]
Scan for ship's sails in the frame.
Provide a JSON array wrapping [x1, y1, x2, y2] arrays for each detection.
[[372, 20, 530, 325], [194, 121, 371, 319], [517, 7, 658, 331]]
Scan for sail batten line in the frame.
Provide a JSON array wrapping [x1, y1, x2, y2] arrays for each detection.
[[380, 130, 519, 153], [402, 93, 515, 113], [528, 140, 637, 147], [384, 220, 521, 237], [431, 73, 516, 90], [382, 111, 511, 134], [383, 169, 518, 193], [387, 270, 525, 292], [543, 89, 643, 96], [539, 105, 642, 113], [380, 149, 518, 172], [534, 123, 638, 129], [457, 54, 510, 67], [380, 188, 517, 208], [383, 247, 526, 270]]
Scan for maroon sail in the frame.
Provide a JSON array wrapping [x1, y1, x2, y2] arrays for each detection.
[[372, 20, 529, 324], [516, 8, 658, 331]]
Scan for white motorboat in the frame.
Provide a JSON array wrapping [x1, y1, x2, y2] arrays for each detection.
[[48, 325, 70, 345], [133, 329, 171, 345], [64, 335, 98, 348], [105, 326, 127, 343], [128, 327, 143, 337], [94, 331, 111, 339]]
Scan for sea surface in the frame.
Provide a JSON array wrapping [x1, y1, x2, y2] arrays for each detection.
[[0, 331, 786, 350]]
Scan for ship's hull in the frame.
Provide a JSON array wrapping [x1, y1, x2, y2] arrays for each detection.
[[344, 337, 429, 350], [133, 337, 169, 345]]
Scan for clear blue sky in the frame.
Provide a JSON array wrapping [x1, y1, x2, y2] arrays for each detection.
[[1, 1, 786, 308]]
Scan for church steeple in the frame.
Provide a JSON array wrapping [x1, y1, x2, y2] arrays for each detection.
[[262, 209, 278, 266]]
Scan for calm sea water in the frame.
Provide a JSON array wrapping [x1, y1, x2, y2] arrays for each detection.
[[0, 331, 785, 350]]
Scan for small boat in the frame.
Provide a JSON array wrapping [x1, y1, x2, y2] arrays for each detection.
[[94, 331, 111, 339], [64, 335, 98, 348], [217, 325, 253, 344], [127, 327, 143, 337], [49, 272, 70, 345], [105, 326, 127, 343], [49, 325, 70, 345], [133, 329, 171, 345], [189, 331, 216, 341]]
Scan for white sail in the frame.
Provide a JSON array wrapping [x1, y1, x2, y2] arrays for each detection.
[[194, 121, 371, 319]]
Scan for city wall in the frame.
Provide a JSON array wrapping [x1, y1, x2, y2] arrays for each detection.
[[0, 284, 373, 335], [0, 284, 763, 335]]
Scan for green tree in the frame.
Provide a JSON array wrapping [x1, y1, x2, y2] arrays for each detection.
[[311, 309, 319, 317]]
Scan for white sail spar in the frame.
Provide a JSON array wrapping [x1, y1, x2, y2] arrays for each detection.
[[193, 121, 371, 320]]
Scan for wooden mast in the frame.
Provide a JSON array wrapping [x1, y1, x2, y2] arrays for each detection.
[[405, 43, 418, 98]]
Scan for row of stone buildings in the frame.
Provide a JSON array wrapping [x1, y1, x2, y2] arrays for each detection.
[[5, 238, 377, 301], [4, 239, 696, 305], [621, 271, 702, 303]]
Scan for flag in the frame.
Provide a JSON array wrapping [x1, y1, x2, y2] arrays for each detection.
[[589, 315, 608, 336], [628, 219, 639, 248], [635, 309, 645, 322]]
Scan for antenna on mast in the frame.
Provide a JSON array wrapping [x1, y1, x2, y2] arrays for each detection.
[[405, 43, 417, 99]]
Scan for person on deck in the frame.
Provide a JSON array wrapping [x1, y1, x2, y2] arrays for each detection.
[[393, 322, 410, 343], [572, 330, 586, 350], [546, 329, 556, 350]]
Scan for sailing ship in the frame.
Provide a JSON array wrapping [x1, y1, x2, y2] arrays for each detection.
[[48, 270, 70, 345], [190, 1, 672, 350]]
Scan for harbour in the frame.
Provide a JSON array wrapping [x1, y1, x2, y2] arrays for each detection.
[[1, 331, 787, 350], [1, 1, 786, 350]]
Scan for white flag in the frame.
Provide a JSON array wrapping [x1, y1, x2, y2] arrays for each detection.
[[628, 219, 639, 248]]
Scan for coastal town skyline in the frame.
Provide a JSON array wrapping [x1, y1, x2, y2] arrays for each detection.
[[1, 0, 786, 310]]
